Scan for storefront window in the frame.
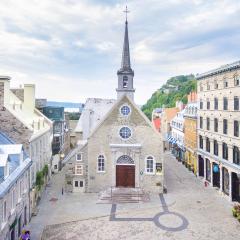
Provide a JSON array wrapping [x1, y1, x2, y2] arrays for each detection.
[[222, 167, 229, 195], [206, 159, 211, 182]]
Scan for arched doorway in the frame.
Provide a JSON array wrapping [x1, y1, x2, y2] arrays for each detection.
[[116, 155, 135, 187]]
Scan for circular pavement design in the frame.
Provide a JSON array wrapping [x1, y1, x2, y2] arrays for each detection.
[[153, 211, 189, 232]]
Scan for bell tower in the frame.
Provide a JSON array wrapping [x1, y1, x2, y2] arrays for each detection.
[[116, 6, 135, 101]]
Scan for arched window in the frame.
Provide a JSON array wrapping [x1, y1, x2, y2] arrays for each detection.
[[97, 155, 105, 172], [145, 156, 155, 174], [233, 146, 240, 165], [123, 76, 128, 88], [117, 155, 134, 165]]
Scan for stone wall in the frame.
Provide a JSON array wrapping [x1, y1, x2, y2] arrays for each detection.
[[87, 96, 163, 193]]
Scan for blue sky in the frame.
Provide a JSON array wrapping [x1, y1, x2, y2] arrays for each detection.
[[0, 0, 240, 104]]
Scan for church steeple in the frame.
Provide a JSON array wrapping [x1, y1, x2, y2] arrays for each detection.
[[116, 6, 135, 101], [121, 14, 131, 70]]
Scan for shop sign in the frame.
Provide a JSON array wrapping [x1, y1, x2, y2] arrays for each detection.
[[213, 165, 219, 173], [156, 163, 162, 175]]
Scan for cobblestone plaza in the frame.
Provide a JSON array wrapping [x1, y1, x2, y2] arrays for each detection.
[[28, 152, 240, 240]]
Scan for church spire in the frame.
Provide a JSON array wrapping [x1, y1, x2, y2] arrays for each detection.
[[116, 6, 135, 101], [121, 6, 131, 70]]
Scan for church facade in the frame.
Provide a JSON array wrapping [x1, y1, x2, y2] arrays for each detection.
[[65, 16, 163, 193]]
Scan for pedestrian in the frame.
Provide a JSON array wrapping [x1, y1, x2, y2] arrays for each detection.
[[62, 186, 64, 195]]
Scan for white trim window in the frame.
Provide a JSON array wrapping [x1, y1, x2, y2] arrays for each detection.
[[97, 155, 105, 172], [145, 156, 155, 174], [76, 153, 83, 161], [75, 164, 83, 175]]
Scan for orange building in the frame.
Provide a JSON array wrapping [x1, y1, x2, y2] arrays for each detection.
[[161, 103, 183, 151]]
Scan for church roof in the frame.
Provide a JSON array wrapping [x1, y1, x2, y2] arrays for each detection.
[[88, 94, 161, 140], [75, 98, 116, 139]]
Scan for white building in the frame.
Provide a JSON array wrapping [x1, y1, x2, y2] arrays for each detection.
[[0, 77, 53, 214], [170, 109, 186, 162], [197, 61, 240, 202], [0, 132, 32, 240]]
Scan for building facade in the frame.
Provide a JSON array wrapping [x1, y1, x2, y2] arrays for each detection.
[[170, 108, 186, 162], [184, 92, 198, 174], [152, 108, 162, 133], [197, 61, 240, 202], [0, 132, 32, 240], [65, 16, 163, 194], [0, 78, 52, 215], [160, 105, 181, 151]]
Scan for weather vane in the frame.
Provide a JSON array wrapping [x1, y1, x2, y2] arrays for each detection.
[[123, 5, 130, 21]]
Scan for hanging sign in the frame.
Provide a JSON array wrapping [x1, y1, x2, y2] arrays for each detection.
[[213, 165, 219, 173], [156, 163, 162, 175]]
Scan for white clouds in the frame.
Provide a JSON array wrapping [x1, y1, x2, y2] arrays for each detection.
[[95, 41, 115, 52], [74, 40, 85, 48], [0, 0, 239, 104], [133, 39, 157, 64]]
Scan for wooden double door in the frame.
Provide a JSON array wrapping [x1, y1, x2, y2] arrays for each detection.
[[116, 165, 135, 187]]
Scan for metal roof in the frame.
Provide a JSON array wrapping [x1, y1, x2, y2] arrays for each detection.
[[196, 61, 240, 80], [0, 157, 31, 198]]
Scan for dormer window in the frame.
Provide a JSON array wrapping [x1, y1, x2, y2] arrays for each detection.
[[123, 76, 128, 88], [223, 78, 228, 88], [234, 75, 240, 86]]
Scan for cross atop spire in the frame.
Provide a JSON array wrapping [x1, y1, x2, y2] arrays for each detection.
[[116, 6, 135, 101], [123, 5, 130, 22], [119, 5, 132, 71]]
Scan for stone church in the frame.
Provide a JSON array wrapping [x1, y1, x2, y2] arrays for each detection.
[[65, 16, 163, 193]]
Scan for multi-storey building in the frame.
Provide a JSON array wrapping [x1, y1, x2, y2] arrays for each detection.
[[197, 61, 240, 202], [170, 108, 186, 162], [0, 132, 32, 240], [184, 92, 198, 174], [152, 108, 163, 133], [161, 102, 182, 151], [0, 77, 53, 214]]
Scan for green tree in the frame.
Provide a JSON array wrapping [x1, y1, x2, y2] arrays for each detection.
[[142, 75, 196, 119]]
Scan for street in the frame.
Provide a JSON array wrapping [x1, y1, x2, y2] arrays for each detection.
[[28, 152, 240, 240]]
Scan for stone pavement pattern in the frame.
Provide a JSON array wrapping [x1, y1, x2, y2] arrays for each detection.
[[28, 152, 240, 240]]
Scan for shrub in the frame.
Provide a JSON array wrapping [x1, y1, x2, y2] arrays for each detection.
[[232, 203, 240, 219], [36, 171, 44, 190], [42, 164, 48, 176]]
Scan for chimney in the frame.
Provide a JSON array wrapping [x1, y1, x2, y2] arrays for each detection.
[[23, 84, 35, 113], [0, 76, 11, 107]]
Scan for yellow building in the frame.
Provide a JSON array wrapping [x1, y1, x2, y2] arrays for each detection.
[[184, 92, 198, 174]]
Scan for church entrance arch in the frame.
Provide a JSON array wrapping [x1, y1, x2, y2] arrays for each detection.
[[116, 155, 135, 188]]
